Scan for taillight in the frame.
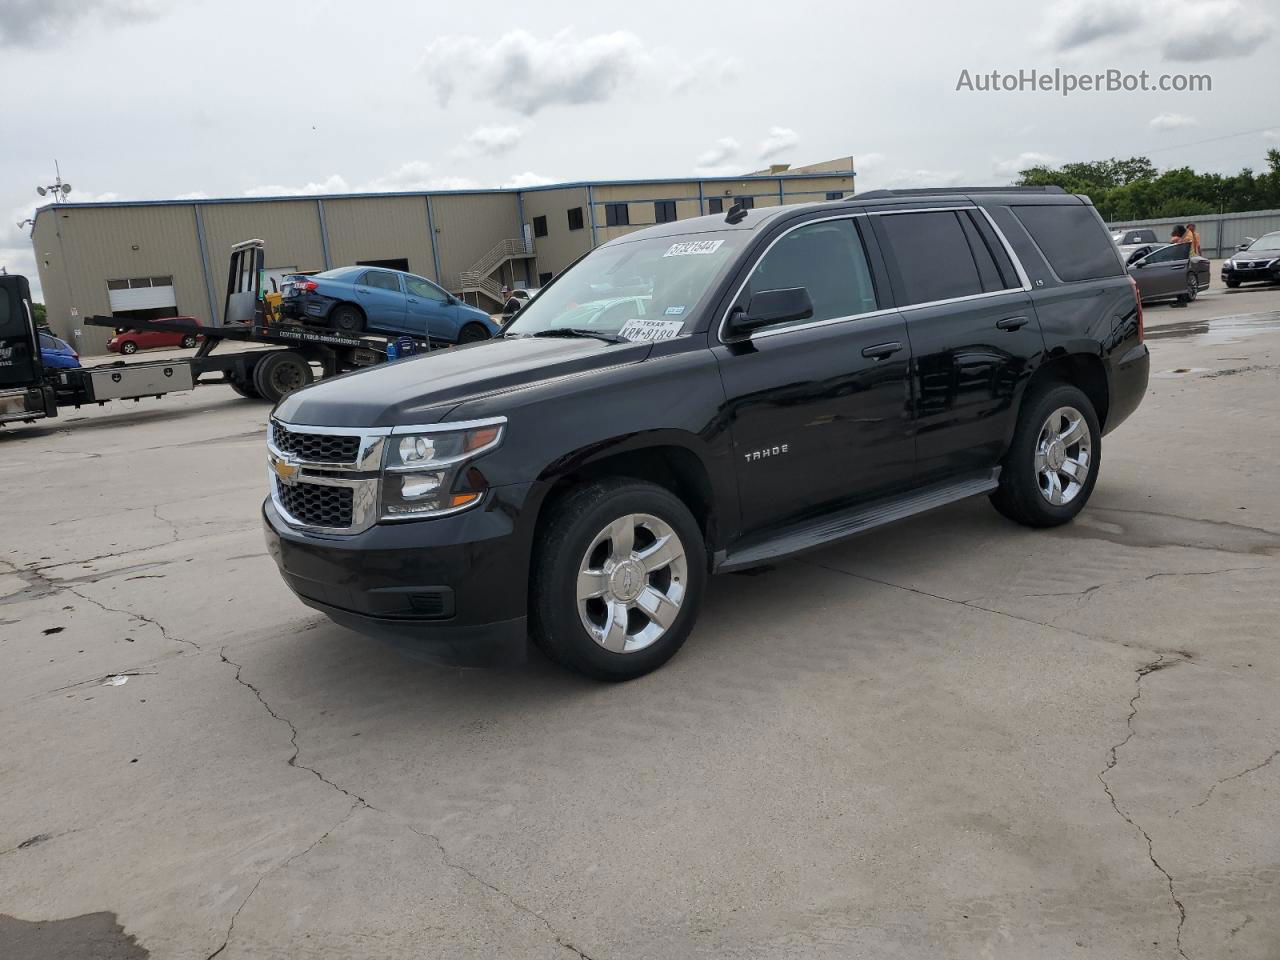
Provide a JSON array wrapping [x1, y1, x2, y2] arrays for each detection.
[[299, 281, 318, 293], [1128, 276, 1144, 342]]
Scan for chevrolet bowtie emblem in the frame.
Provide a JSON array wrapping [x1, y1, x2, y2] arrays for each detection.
[[273, 459, 301, 486]]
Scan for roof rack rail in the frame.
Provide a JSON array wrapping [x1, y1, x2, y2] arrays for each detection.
[[852, 186, 1067, 200]]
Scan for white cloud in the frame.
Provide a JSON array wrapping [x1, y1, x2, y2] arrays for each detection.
[[1039, 0, 1273, 59], [758, 127, 799, 161], [455, 125, 524, 158], [1264, 130, 1280, 141], [243, 175, 350, 198], [880, 169, 965, 189], [992, 151, 1061, 178], [421, 29, 649, 113], [695, 137, 740, 171], [502, 172, 557, 188], [361, 162, 439, 192], [0, 0, 165, 48], [1161, 0, 1273, 60], [1148, 112, 1198, 131], [1040, 0, 1143, 52], [668, 52, 742, 95]]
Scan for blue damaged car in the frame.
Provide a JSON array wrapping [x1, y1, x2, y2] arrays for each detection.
[[281, 266, 501, 344]]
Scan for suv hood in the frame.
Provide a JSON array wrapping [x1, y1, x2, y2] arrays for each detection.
[[273, 336, 652, 428]]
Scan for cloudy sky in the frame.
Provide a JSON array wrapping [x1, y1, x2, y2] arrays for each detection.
[[2, 0, 1277, 298]]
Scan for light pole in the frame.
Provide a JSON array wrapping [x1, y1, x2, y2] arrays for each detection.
[[37, 160, 72, 203]]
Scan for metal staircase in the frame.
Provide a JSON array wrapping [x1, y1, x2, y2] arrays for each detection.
[[451, 238, 535, 308]]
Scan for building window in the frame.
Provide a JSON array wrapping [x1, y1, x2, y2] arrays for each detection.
[[533, 215, 548, 238], [707, 197, 724, 214], [605, 203, 630, 227], [107, 276, 174, 290], [567, 207, 584, 231], [826, 191, 844, 200], [538, 272, 553, 286], [654, 200, 677, 224], [735, 196, 755, 209]]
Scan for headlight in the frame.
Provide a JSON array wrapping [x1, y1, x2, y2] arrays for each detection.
[[379, 421, 504, 520]]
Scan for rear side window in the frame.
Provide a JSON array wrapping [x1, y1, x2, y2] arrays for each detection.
[[876, 211, 985, 305], [745, 218, 878, 328], [1012, 204, 1124, 282], [1142, 243, 1190, 264], [361, 271, 400, 291]]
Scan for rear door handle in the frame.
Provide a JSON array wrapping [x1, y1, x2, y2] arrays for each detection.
[[996, 316, 1028, 331], [861, 341, 902, 360]]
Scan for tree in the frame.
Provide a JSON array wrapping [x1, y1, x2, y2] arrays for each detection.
[[32, 302, 49, 330], [1015, 154, 1280, 220]]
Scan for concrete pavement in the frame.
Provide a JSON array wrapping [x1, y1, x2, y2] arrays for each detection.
[[2, 281, 1278, 959]]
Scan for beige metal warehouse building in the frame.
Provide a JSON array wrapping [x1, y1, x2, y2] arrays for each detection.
[[31, 158, 854, 356]]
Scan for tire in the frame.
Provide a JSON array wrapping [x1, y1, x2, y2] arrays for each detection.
[[458, 322, 491, 344], [227, 374, 261, 399], [1225, 280, 1240, 289], [252, 352, 313, 404], [329, 304, 365, 333], [120, 341, 137, 355], [180, 334, 197, 348], [990, 382, 1101, 528], [530, 479, 707, 681], [1179, 275, 1199, 303]]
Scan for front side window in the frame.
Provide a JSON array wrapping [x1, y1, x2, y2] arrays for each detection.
[[1141, 243, 1190, 264], [405, 275, 447, 301], [876, 210, 986, 305], [506, 231, 741, 338], [742, 219, 878, 329], [361, 271, 401, 292], [605, 203, 630, 227]]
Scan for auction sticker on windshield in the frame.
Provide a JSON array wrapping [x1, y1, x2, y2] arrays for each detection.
[[618, 318, 685, 342], [663, 240, 724, 257]]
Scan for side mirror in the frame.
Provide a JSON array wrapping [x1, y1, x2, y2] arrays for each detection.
[[726, 287, 814, 339], [1236, 240, 1253, 251]]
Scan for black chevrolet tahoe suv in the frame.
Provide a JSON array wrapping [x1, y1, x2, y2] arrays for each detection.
[[264, 187, 1149, 680]]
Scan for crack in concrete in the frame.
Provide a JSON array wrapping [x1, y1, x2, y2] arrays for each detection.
[[204, 800, 361, 960], [1097, 656, 1189, 960], [1191, 749, 1280, 810], [65, 586, 198, 650], [216, 647, 367, 805], [969, 565, 1261, 606], [406, 825, 599, 960], [152, 504, 181, 543]]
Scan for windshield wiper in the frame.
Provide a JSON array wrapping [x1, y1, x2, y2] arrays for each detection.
[[526, 328, 629, 344]]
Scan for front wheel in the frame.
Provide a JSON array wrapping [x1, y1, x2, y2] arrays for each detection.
[[458, 322, 491, 344], [180, 334, 197, 348], [990, 383, 1101, 528], [1179, 275, 1199, 303], [531, 479, 707, 681], [1225, 280, 1240, 289], [120, 341, 138, 355]]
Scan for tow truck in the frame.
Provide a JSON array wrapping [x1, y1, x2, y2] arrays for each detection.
[[0, 240, 430, 427]]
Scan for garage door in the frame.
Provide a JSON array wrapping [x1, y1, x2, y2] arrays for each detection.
[[107, 276, 177, 312]]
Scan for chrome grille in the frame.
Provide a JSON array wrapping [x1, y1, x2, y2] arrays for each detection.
[[276, 480, 354, 528], [271, 423, 360, 463]]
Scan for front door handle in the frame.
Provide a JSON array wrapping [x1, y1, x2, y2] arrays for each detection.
[[996, 316, 1028, 331], [862, 341, 902, 360]]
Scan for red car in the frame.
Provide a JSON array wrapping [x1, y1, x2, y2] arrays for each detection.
[[107, 318, 203, 354]]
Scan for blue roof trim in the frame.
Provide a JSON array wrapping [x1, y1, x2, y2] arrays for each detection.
[[32, 169, 856, 217]]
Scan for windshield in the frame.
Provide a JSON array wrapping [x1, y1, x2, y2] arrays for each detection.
[[1246, 234, 1280, 251], [505, 232, 740, 342]]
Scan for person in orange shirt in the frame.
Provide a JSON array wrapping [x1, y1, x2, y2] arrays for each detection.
[[1184, 223, 1202, 257]]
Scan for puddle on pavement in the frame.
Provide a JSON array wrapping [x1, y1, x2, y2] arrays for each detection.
[[0, 912, 148, 959], [1146, 310, 1280, 345]]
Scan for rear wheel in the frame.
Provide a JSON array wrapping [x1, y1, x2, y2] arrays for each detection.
[[329, 304, 365, 333], [252, 352, 313, 404], [180, 334, 197, 348], [531, 479, 706, 681], [1179, 275, 1199, 303], [120, 341, 138, 355], [990, 382, 1101, 528], [458, 322, 491, 344]]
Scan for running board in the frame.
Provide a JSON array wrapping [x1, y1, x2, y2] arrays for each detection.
[[717, 469, 1001, 572]]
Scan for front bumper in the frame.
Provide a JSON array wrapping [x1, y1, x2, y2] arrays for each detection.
[[263, 483, 541, 665], [1222, 262, 1280, 284]]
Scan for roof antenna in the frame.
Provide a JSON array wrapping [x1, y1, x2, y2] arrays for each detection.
[[724, 202, 748, 225]]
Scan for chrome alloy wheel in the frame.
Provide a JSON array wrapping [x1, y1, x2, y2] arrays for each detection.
[[1036, 405, 1092, 506], [576, 513, 688, 654]]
